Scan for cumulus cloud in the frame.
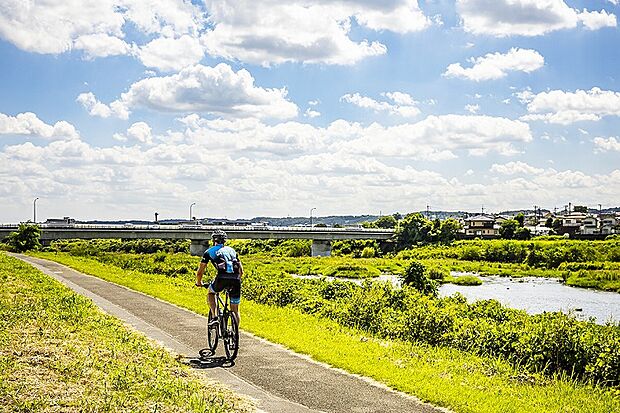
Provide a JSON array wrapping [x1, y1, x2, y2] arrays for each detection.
[[579, 9, 617, 30], [4, 110, 620, 221], [444, 48, 544, 81], [490, 161, 545, 175], [593, 136, 620, 152], [456, 0, 616, 37], [200, 0, 431, 66], [138, 35, 205, 72], [334, 115, 532, 158], [113, 122, 154, 144], [0, 112, 79, 141], [304, 109, 321, 118], [341, 92, 421, 118], [521, 87, 620, 124], [81, 64, 298, 120], [0, 0, 203, 59], [76, 92, 130, 119]]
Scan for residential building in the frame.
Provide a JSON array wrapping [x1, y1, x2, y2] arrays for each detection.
[[464, 215, 498, 237]]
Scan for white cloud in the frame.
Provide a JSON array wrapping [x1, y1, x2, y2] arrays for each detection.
[[522, 87, 620, 124], [579, 9, 617, 30], [456, 0, 616, 37], [138, 35, 205, 72], [444, 48, 544, 81], [304, 109, 321, 118], [341, 92, 420, 118], [113, 122, 154, 144], [0, 0, 204, 58], [0, 112, 79, 141], [199, 0, 432, 66], [73, 33, 133, 59], [83, 64, 298, 120], [5, 112, 620, 221], [329, 114, 532, 158], [76, 92, 130, 119], [593, 136, 620, 152], [490, 161, 545, 175], [465, 104, 480, 114]]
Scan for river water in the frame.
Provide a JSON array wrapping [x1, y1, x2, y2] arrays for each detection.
[[291, 273, 620, 324], [439, 275, 620, 324]]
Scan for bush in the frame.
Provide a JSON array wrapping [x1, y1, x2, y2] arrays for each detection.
[[6, 223, 41, 252], [400, 261, 437, 296], [360, 247, 376, 258]]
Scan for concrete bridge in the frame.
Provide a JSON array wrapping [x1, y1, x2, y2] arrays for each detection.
[[0, 224, 395, 256]]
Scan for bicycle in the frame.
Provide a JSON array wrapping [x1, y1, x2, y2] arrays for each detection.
[[202, 286, 239, 361]]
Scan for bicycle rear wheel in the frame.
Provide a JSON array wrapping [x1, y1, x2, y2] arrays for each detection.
[[207, 310, 218, 353], [223, 311, 239, 361]]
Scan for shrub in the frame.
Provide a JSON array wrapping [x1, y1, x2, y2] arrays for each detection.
[[6, 223, 41, 252], [400, 261, 437, 296], [360, 246, 375, 258]]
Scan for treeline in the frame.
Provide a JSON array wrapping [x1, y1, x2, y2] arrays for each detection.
[[50, 239, 190, 255], [399, 239, 620, 268]]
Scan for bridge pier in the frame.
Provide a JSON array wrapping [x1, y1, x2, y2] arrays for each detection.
[[311, 240, 331, 257], [190, 240, 209, 256]]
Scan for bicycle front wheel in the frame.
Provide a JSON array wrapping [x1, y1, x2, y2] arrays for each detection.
[[207, 310, 218, 353], [223, 312, 239, 361]]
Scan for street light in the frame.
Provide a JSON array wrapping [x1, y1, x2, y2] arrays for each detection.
[[33, 197, 39, 223], [189, 203, 196, 222], [310, 207, 317, 227]]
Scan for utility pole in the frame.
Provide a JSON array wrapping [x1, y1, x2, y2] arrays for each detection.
[[426, 204, 430, 220], [481, 205, 484, 215], [310, 207, 316, 227], [599, 204, 602, 233], [155, 212, 159, 223]]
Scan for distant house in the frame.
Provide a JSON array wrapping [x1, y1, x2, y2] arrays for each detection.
[[464, 215, 498, 237], [557, 212, 587, 235], [581, 215, 599, 235], [601, 215, 618, 235]]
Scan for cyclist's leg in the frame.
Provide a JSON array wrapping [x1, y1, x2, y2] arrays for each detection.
[[229, 279, 241, 325], [208, 278, 224, 318]]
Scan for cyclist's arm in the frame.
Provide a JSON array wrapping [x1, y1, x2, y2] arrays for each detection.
[[238, 261, 244, 280], [195, 262, 208, 286]]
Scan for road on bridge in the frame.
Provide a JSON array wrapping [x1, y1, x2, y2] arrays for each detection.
[[13, 254, 447, 413]]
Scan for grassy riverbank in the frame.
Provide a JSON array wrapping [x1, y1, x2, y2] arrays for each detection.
[[30, 251, 620, 413], [0, 253, 250, 412]]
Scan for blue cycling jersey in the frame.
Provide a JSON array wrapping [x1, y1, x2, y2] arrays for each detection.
[[201, 244, 241, 279]]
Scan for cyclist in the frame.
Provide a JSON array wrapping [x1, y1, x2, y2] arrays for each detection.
[[195, 229, 243, 325]]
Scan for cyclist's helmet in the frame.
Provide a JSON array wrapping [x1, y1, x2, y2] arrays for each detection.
[[211, 229, 228, 244]]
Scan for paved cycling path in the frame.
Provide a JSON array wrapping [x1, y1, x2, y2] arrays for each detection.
[[14, 254, 447, 413]]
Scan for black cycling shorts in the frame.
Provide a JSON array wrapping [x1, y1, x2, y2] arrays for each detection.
[[208, 277, 241, 304]]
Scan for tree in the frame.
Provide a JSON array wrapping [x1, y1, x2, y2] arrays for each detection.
[[373, 215, 397, 228], [395, 213, 434, 249], [545, 217, 554, 228], [400, 261, 437, 296], [439, 218, 462, 244], [573, 205, 588, 213], [514, 226, 532, 240], [515, 213, 525, 227], [499, 219, 519, 239], [7, 223, 41, 252], [552, 218, 563, 231]]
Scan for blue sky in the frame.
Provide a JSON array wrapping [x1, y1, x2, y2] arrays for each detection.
[[1, 0, 619, 222]]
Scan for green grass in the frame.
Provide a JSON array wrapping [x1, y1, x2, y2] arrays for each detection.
[[30, 251, 620, 413], [443, 274, 483, 286], [0, 253, 251, 413]]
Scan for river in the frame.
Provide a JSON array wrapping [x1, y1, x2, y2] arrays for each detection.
[[291, 273, 620, 324], [439, 275, 620, 324]]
